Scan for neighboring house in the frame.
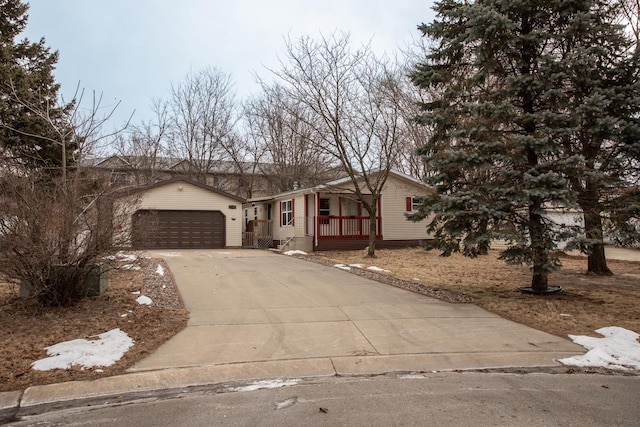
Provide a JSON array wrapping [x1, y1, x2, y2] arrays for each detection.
[[116, 176, 245, 249], [242, 170, 435, 251], [86, 155, 279, 199]]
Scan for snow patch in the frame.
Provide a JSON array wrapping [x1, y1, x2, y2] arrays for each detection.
[[136, 295, 153, 305], [275, 397, 298, 410], [333, 264, 351, 271], [398, 374, 427, 379], [157, 252, 182, 257], [104, 251, 138, 262], [284, 250, 308, 256], [367, 266, 390, 273], [231, 379, 300, 392], [349, 264, 364, 268], [156, 264, 165, 276], [31, 329, 134, 371], [120, 264, 141, 271], [559, 326, 640, 371]]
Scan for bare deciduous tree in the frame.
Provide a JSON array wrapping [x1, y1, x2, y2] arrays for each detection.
[[266, 33, 407, 256], [244, 85, 337, 193], [0, 87, 137, 307], [618, 0, 639, 47], [392, 75, 434, 180], [168, 67, 238, 184], [3, 83, 127, 182], [115, 97, 170, 185]]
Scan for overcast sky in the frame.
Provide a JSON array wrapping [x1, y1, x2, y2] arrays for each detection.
[[22, 0, 435, 128]]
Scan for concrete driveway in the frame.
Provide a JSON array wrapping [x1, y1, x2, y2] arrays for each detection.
[[130, 250, 582, 376]]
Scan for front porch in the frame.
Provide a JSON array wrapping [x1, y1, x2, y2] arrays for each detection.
[[241, 215, 382, 251]]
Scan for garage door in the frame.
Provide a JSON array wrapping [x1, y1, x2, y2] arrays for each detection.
[[132, 210, 225, 249]]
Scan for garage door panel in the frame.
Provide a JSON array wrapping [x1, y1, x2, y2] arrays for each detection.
[[133, 210, 225, 249]]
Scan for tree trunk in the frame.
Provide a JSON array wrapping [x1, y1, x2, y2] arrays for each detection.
[[520, 13, 549, 292], [366, 202, 377, 258], [529, 201, 549, 292], [583, 206, 613, 276]]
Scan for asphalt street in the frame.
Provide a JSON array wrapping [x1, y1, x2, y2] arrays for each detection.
[[7, 373, 639, 426]]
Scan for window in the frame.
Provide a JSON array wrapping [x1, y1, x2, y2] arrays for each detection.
[[281, 200, 293, 226], [213, 176, 225, 187], [319, 198, 331, 225], [406, 197, 421, 212], [319, 198, 330, 216], [343, 198, 360, 216]]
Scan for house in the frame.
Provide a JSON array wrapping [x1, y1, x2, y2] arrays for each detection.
[[242, 170, 435, 251], [86, 155, 280, 199], [116, 176, 245, 249]]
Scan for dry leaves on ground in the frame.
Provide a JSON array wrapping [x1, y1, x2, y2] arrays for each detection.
[[0, 254, 188, 393]]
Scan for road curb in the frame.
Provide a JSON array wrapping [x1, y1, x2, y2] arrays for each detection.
[[0, 391, 21, 424], [3, 353, 581, 423], [10, 358, 336, 421]]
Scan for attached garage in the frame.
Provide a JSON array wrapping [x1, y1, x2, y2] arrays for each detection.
[[132, 210, 226, 249], [119, 177, 245, 249]]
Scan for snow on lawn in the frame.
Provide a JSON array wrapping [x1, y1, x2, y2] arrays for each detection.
[[31, 329, 134, 371], [333, 264, 351, 271], [120, 264, 141, 271], [367, 266, 391, 273], [136, 295, 153, 305], [559, 326, 640, 371], [349, 264, 364, 268], [156, 264, 165, 276], [283, 250, 308, 256]]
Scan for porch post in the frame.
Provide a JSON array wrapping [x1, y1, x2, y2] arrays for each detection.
[[339, 196, 343, 237], [304, 194, 308, 235]]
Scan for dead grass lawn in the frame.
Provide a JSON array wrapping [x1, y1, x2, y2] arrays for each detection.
[[0, 256, 188, 393], [319, 247, 640, 339]]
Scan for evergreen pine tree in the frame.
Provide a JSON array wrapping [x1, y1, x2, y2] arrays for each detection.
[[0, 0, 72, 171], [554, 0, 640, 274], [409, 0, 639, 292]]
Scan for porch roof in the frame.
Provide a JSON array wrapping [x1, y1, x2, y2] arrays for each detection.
[[244, 169, 431, 205]]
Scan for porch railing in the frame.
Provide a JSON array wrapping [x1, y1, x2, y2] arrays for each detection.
[[316, 216, 380, 240], [242, 220, 273, 248], [242, 216, 381, 248]]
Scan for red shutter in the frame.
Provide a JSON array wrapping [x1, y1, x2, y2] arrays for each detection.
[[406, 197, 412, 212]]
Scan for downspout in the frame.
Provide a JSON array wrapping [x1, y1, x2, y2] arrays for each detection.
[[315, 191, 319, 248], [377, 195, 382, 238]]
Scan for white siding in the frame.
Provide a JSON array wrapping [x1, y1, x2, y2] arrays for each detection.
[[381, 177, 433, 241], [545, 209, 584, 249], [137, 181, 242, 247], [273, 194, 307, 238]]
